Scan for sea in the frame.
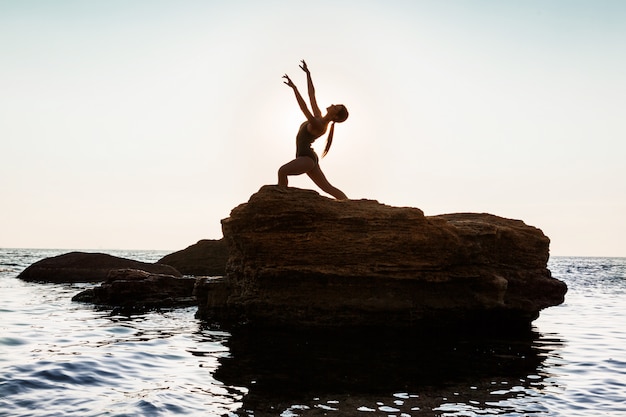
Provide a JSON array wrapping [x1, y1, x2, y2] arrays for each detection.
[[0, 248, 625, 417]]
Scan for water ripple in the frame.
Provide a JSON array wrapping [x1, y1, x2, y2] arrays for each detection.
[[2, 251, 626, 416]]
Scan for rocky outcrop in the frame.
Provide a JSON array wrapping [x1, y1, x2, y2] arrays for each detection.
[[72, 269, 196, 309], [158, 239, 227, 276], [196, 185, 567, 330], [18, 252, 181, 283]]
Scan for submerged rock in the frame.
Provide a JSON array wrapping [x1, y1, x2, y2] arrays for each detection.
[[18, 251, 181, 283], [196, 185, 567, 330], [158, 239, 228, 276], [72, 268, 196, 309]]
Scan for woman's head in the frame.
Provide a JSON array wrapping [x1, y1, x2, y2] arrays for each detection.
[[322, 104, 348, 158], [327, 104, 349, 123]]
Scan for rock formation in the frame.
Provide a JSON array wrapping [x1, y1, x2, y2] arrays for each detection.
[[158, 239, 228, 276], [72, 269, 196, 309], [18, 252, 181, 283], [195, 185, 567, 330]]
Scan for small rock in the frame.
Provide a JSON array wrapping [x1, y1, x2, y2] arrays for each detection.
[[72, 268, 196, 309], [158, 239, 227, 276], [18, 252, 181, 283]]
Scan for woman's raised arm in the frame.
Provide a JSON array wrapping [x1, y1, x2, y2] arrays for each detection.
[[283, 74, 314, 121], [300, 60, 322, 117]]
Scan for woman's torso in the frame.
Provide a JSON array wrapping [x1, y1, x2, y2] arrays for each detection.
[[295, 121, 326, 162]]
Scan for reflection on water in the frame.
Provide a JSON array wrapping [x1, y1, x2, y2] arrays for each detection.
[[213, 326, 563, 416]]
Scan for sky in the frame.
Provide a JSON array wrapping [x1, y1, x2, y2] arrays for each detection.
[[1, 0, 624, 256]]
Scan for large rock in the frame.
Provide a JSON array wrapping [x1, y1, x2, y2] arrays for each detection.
[[72, 269, 196, 309], [158, 239, 227, 276], [18, 252, 181, 283], [196, 185, 567, 330]]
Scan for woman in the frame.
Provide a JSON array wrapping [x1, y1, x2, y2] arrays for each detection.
[[278, 60, 349, 200]]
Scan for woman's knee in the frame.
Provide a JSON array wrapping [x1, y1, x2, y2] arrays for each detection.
[[278, 164, 288, 178]]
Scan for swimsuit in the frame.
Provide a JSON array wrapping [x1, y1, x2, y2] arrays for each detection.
[[295, 121, 322, 164]]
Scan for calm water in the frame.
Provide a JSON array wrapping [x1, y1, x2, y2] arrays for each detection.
[[0, 249, 625, 417]]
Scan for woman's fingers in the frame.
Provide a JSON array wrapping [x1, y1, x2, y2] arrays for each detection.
[[300, 59, 309, 73]]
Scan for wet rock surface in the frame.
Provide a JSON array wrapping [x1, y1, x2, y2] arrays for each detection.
[[72, 268, 196, 309]]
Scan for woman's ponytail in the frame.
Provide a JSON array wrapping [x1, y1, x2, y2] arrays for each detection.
[[322, 122, 335, 158], [321, 105, 347, 158]]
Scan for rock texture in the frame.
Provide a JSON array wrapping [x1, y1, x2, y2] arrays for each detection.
[[158, 239, 228, 276], [72, 269, 196, 308], [196, 185, 567, 330], [18, 252, 181, 283]]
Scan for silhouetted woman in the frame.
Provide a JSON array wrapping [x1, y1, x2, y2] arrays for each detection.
[[278, 60, 349, 200]]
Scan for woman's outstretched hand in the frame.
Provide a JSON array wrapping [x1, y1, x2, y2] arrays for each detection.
[[283, 74, 295, 88], [299, 60, 310, 74]]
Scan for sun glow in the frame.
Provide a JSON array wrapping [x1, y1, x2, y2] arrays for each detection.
[[1, 1, 624, 255]]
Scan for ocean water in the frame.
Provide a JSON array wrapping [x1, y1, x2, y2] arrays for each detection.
[[0, 249, 625, 417]]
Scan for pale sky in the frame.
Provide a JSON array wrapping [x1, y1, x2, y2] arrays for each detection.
[[1, 0, 624, 256]]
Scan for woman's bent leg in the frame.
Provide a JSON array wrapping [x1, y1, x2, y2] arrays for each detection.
[[307, 165, 348, 200], [278, 157, 316, 186]]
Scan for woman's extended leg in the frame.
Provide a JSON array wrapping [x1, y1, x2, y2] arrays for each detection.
[[307, 164, 348, 200], [278, 156, 316, 186]]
